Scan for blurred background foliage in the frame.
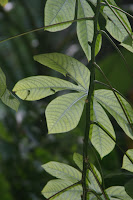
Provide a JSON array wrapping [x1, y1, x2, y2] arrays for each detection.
[[0, 0, 133, 199]]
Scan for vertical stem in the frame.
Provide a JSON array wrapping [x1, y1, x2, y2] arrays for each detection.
[[82, 1, 101, 200]]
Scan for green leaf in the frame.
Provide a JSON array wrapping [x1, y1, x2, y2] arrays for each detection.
[[34, 53, 90, 90], [90, 100, 115, 158], [103, 1, 132, 42], [77, 0, 102, 60], [95, 89, 133, 140], [0, 0, 8, 6], [122, 149, 133, 172], [125, 179, 133, 199], [1, 89, 20, 111], [87, 164, 102, 193], [106, 186, 132, 200], [44, 0, 76, 32], [46, 92, 87, 134], [42, 179, 82, 199], [42, 161, 81, 183], [13, 76, 82, 101], [0, 68, 6, 98], [73, 153, 83, 171]]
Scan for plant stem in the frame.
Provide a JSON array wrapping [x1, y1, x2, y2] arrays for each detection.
[[0, 17, 93, 45], [82, 1, 101, 200]]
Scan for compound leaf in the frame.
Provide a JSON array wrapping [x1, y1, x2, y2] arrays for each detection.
[[0, 67, 6, 98], [44, 0, 76, 32], [90, 99, 115, 158], [42, 179, 82, 199], [122, 149, 133, 172], [95, 89, 133, 140], [34, 53, 90, 91], [13, 76, 82, 101], [1, 89, 19, 111], [42, 161, 81, 183], [46, 92, 87, 134]]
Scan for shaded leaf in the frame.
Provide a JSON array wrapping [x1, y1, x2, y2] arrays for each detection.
[[122, 149, 133, 172], [0, 67, 6, 98], [42, 161, 81, 183], [95, 89, 133, 140], [90, 100, 115, 158], [46, 92, 87, 134], [42, 179, 82, 199], [106, 186, 132, 200], [13, 76, 82, 101], [125, 179, 133, 199], [1, 89, 20, 111], [44, 0, 76, 32], [34, 53, 90, 90]]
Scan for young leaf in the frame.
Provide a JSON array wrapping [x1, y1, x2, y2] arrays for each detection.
[[125, 179, 133, 199], [90, 100, 115, 158], [1, 89, 20, 111], [0, 67, 6, 98], [34, 53, 90, 90], [44, 0, 76, 32], [106, 186, 132, 200], [73, 153, 83, 171], [103, 0, 132, 43], [95, 89, 133, 140], [122, 149, 133, 172], [46, 92, 87, 134], [42, 161, 82, 183], [42, 179, 82, 199], [13, 76, 82, 101]]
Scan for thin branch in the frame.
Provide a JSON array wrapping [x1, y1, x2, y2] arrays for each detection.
[[94, 62, 133, 134], [0, 17, 93, 45], [99, 30, 133, 78], [104, 0, 132, 39], [46, 181, 81, 200], [88, 163, 109, 200], [92, 121, 133, 165], [101, 2, 133, 20]]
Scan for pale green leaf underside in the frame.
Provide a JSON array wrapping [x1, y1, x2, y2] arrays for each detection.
[[95, 89, 133, 140], [73, 153, 83, 171], [103, 2, 132, 42], [42, 179, 82, 200], [1, 89, 20, 111], [34, 53, 90, 90], [122, 149, 133, 172], [87, 164, 102, 193], [42, 161, 81, 183], [44, 0, 76, 32], [12, 76, 82, 101], [106, 186, 132, 200], [90, 100, 115, 158], [46, 92, 87, 134], [0, 67, 6, 98]]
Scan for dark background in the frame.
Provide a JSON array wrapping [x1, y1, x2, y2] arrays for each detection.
[[0, 0, 133, 199]]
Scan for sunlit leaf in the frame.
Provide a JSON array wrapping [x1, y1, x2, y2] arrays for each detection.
[[95, 89, 133, 140], [90, 100, 115, 158], [0, 0, 8, 6], [34, 53, 90, 90], [42, 179, 82, 199], [44, 0, 76, 32], [122, 149, 133, 172], [125, 179, 133, 199], [0, 68, 6, 98], [13, 76, 81, 101], [106, 186, 132, 200], [1, 89, 19, 111], [46, 92, 87, 134], [42, 161, 81, 183]]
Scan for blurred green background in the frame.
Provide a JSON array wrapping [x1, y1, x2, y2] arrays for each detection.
[[0, 0, 133, 199]]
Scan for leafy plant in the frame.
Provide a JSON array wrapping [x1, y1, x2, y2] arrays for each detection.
[[0, 0, 133, 199]]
